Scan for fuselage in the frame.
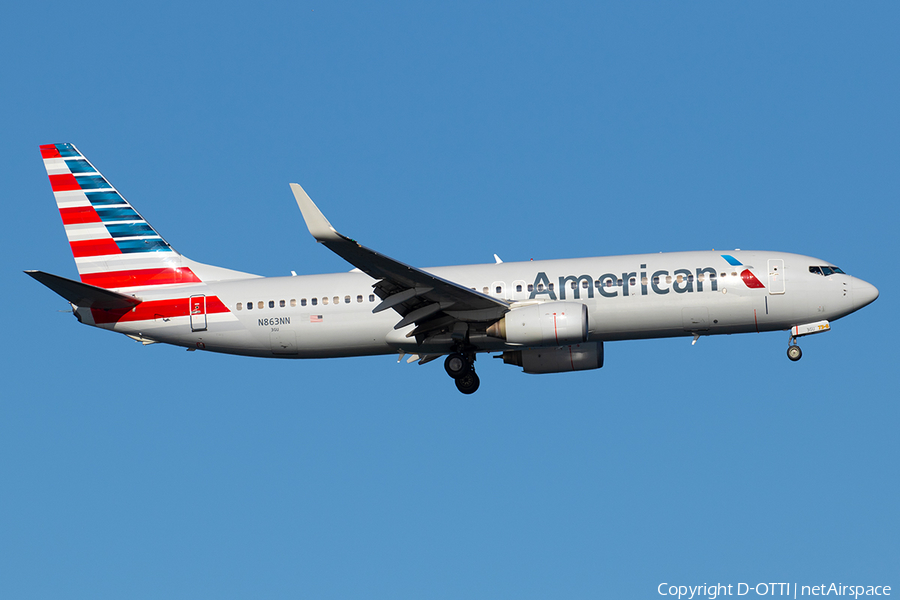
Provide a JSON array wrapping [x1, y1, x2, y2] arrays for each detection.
[[74, 250, 878, 359], [33, 143, 880, 394]]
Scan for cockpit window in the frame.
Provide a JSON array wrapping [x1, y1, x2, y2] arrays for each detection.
[[810, 265, 846, 276]]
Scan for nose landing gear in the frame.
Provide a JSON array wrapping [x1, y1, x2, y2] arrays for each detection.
[[445, 352, 480, 394], [785, 320, 830, 362], [787, 333, 802, 362]]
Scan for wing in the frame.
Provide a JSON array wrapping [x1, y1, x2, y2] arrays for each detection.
[[290, 183, 509, 343]]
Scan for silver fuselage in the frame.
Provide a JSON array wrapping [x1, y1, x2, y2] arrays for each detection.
[[75, 250, 878, 358]]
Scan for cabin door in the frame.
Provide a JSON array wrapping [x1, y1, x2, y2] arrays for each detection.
[[768, 259, 785, 294], [190, 295, 207, 332]]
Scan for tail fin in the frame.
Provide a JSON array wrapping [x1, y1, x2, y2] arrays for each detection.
[[40, 143, 256, 290]]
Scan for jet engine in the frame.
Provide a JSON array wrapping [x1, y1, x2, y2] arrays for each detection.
[[500, 342, 604, 374], [486, 302, 588, 346]]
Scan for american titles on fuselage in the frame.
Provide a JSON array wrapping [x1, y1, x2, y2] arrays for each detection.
[[530, 263, 723, 300]]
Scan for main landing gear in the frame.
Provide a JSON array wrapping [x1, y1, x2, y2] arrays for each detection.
[[445, 352, 479, 394], [787, 337, 802, 362]]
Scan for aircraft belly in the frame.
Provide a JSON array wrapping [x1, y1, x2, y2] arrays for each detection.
[[116, 316, 267, 354], [586, 289, 786, 340]]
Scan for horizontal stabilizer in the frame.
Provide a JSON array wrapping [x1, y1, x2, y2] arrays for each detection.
[[25, 270, 142, 310]]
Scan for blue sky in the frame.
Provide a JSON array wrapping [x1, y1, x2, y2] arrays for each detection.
[[2, 2, 897, 598]]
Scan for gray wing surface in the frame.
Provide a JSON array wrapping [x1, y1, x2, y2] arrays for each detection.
[[290, 183, 509, 342]]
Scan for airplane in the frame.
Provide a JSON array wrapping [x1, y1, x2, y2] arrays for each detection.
[[27, 143, 879, 394]]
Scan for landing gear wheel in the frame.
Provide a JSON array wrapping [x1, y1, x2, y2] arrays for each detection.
[[444, 353, 470, 379], [455, 370, 480, 394], [787, 345, 802, 362]]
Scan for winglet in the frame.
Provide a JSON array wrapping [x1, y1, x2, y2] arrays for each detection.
[[290, 183, 342, 242]]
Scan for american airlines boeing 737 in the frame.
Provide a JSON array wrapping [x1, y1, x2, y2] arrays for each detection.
[[28, 143, 879, 394]]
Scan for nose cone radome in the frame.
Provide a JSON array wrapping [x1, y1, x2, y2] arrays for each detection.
[[852, 278, 879, 311]]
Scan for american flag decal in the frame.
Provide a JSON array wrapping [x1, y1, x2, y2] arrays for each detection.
[[310, 315, 323, 323]]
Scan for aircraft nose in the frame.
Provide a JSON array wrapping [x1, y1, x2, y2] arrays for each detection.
[[852, 277, 879, 310]]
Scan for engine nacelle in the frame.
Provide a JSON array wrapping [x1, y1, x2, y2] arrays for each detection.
[[486, 302, 588, 347], [501, 342, 604, 374]]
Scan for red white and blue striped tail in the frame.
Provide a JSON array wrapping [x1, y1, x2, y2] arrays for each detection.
[[40, 143, 204, 291]]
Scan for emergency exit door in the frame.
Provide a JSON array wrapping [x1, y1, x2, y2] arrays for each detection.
[[190, 295, 207, 331]]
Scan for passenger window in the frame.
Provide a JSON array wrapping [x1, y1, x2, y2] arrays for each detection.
[[322, 297, 329, 305], [527, 284, 534, 292], [516, 284, 522, 292], [652, 276, 660, 285], [268, 300, 274, 308], [582, 280, 589, 289], [344, 295, 350, 304], [720, 272, 726, 278], [247, 302, 253, 310], [687, 274, 694, 283], [538, 284, 544, 292], [666, 276, 672, 284], [301, 299, 307, 306], [369, 294, 375, 302], [641, 277, 648, 285], [258, 301, 264, 309], [549, 283, 555, 291], [616, 279, 623, 286], [333, 296, 339, 305], [569, 282, 576, 290], [236, 302, 243, 311], [483, 287, 489, 294], [357, 295, 363, 303], [496, 286, 502, 293], [605, 279, 614, 288], [280, 300, 286, 308], [311, 298, 317, 306], [629, 277, 636, 286], [290, 299, 297, 307], [731, 272, 737, 277], [698, 274, 705, 282], [676, 275, 683, 283]]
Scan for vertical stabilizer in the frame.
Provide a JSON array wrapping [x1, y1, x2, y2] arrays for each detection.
[[39, 143, 256, 291]]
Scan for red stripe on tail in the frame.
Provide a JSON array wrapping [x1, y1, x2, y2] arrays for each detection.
[[81, 267, 201, 289], [40, 144, 62, 159], [49, 173, 80, 191], [70, 239, 122, 258], [60, 206, 102, 225]]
